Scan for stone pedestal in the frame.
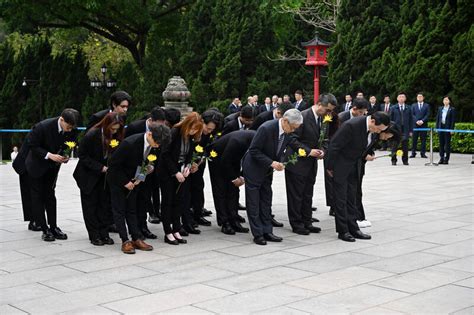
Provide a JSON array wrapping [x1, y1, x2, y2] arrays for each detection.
[[162, 76, 193, 117]]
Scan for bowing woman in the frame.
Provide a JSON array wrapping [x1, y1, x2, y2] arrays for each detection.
[[73, 112, 124, 246], [158, 112, 203, 245]]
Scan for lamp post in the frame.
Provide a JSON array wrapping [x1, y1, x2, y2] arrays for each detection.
[[301, 34, 331, 105], [90, 63, 117, 89], [22, 63, 43, 121]]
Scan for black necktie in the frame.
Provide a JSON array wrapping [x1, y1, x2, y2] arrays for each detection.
[[400, 106, 404, 127], [277, 133, 285, 156]]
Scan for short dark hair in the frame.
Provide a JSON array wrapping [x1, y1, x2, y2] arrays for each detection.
[[398, 91, 407, 97], [417, 92, 424, 97], [202, 109, 224, 131], [372, 111, 390, 126], [345, 93, 352, 97], [240, 105, 255, 119], [61, 108, 80, 127], [319, 93, 338, 107], [150, 106, 166, 122], [443, 95, 452, 104], [352, 98, 369, 110], [149, 124, 171, 147], [383, 94, 390, 98], [110, 91, 132, 110], [295, 90, 303, 95], [277, 101, 294, 115], [164, 108, 181, 126]]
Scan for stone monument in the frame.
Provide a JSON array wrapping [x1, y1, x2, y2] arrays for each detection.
[[162, 76, 193, 117]]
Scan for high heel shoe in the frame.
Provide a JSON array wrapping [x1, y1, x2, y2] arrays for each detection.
[[164, 234, 179, 245], [173, 233, 187, 244]]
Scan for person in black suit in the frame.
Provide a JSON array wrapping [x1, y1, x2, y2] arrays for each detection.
[[86, 91, 131, 130], [222, 105, 255, 135], [187, 109, 224, 228], [242, 109, 304, 245], [293, 90, 309, 111], [338, 98, 368, 124], [227, 98, 241, 115], [157, 112, 203, 244], [410, 92, 430, 158], [208, 130, 255, 234], [340, 94, 353, 112], [164, 108, 181, 128], [285, 94, 338, 235], [107, 124, 170, 254], [73, 113, 124, 246], [12, 134, 41, 231], [258, 97, 275, 114], [326, 112, 390, 242], [368, 96, 380, 115], [26, 109, 80, 242], [390, 92, 413, 165], [323, 111, 340, 217], [436, 96, 457, 164], [250, 102, 294, 131]]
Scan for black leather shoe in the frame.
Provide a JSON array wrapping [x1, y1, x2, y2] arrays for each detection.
[[221, 223, 236, 235], [142, 228, 157, 239], [338, 232, 355, 242], [352, 230, 371, 240], [184, 225, 201, 234], [264, 233, 283, 242], [403, 162, 409, 165], [238, 203, 246, 210], [444, 160, 449, 164], [195, 216, 211, 226], [102, 237, 114, 245], [202, 208, 213, 216], [232, 222, 249, 233], [311, 217, 320, 223], [271, 217, 284, 227], [329, 207, 335, 217], [164, 235, 179, 245], [50, 227, 67, 240], [28, 221, 42, 232], [108, 224, 118, 233], [42, 230, 55, 242], [409, 154, 416, 158], [179, 228, 189, 236], [148, 214, 161, 224], [312, 207, 317, 211], [91, 238, 104, 246], [253, 236, 267, 245], [305, 225, 322, 233], [421, 154, 428, 158], [292, 228, 310, 235], [237, 214, 246, 223], [392, 161, 397, 166]]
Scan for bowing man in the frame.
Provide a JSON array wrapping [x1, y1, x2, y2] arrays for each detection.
[[87, 91, 131, 130]]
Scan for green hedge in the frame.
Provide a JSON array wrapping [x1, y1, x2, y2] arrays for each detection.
[[410, 122, 473, 154]]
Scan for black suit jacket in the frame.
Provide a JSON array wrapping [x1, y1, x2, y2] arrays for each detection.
[[25, 117, 78, 178], [284, 108, 319, 176], [390, 104, 413, 140], [73, 128, 108, 194], [436, 106, 456, 129], [87, 109, 109, 130], [222, 117, 243, 135], [338, 111, 351, 124], [12, 135, 31, 175], [294, 100, 309, 111], [250, 110, 274, 130], [327, 116, 369, 180], [210, 130, 256, 181], [367, 103, 379, 115], [156, 127, 194, 178], [224, 112, 240, 124], [107, 133, 158, 188], [125, 119, 147, 138], [258, 104, 274, 114]]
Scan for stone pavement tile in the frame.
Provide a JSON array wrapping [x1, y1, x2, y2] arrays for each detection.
[[210, 251, 310, 274], [16, 240, 96, 257], [138, 251, 235, 273], [161, 305, 215, 314], [0, 265, 83, 289], [12, 283, 145, 314], [410, 228, 473, 245], [205, 266, 315, 293], [0, 250, 31, 264], [64, 251, 170, 272], [395, 211, 458, 224], [452, 306, 474, 315], [59, 306, 120, 314], [290, 252, 381, 274], [287, 266, 393, 293], [354, 239, 437, 258], [0, 250, 99, 273], [381, 285, 474, 314], [0, 305, 27, 314], [195, 284, 319, 313], [283, 239, 375, 258], [455, 277, 474, 289], [103, 284, 232, 313], [0, 283, 60, 305], [371, 266, 472, 294], [435, 256, 474, 273], [254, 306, 311, 314], [448, 214, 474, 223], [287, 284, 409, 314], [215, 238, 310, 258], [42, 265, 158, 292], [361, 251, 455, 274], [356, 220, 418, 233], [352, 306, 406, 315], [423, 239, 473, 258], [401, 220, 470, 234], [153, 239, 243, 258], [0, 238, 48, 252], [123, 266, 235, 293], [362, 228, 424, 245]]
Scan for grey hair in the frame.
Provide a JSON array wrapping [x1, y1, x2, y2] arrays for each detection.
[[283, 108, 303, 125], [319, 93, 338, 107]]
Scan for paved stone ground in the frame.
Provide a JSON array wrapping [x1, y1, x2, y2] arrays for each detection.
[[0, 153, 472, 314]]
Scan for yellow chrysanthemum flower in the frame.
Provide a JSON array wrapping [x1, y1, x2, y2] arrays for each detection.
[[147, 154, 157, 162], [210, 150, 218, 158], [396, 150, 403, 157], [323, 115, 333, 123], [195, 145, 204, 153], [298, 148, 306, 157], [109, 139, 120, 148], [64, 141, 76, 149], [217, 132, 222, 136]]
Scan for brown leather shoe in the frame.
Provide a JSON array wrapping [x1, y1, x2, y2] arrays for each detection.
[[133, 239, 153, 251], [121, 241, 136, 254]]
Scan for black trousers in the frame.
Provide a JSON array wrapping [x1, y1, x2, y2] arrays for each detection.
[[209, 162, 239, 226], [185, 162, 206, 224], [285, 170, 315, 230], [356, 161, 366, 221], [333, 164, 360, 234], [19, 173, 33, 221], [29, 168, 59, 232], [136, 175, 155, 231], [151, 175, 161, 216], [411, 130, 427, 156], [109, 186, 142, 242], [244, 172, 273, 237], [323, 158, 334, 207], [161, 176, 189, 234], [439, 129, 452, 161], [80, 176, 110, 240], [392, 138, 409, 163]]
